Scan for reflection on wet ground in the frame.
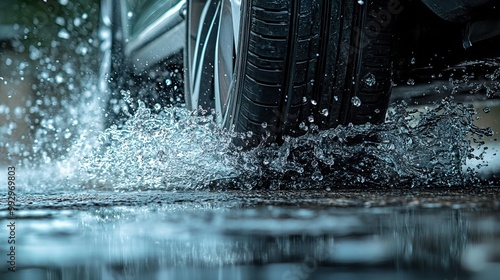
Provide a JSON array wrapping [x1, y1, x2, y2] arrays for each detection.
[[1, 188, 499, 280]]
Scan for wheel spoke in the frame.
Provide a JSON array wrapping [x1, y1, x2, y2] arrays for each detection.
[[188, 0, 242, 127], [230, 0, 241, 55], [215, 0, 235, 125], [190, 0, 220, 109]]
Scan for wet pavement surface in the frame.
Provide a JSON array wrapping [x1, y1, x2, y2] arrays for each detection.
[[1, 187, 499, 280], [6, 187, 500, 210]]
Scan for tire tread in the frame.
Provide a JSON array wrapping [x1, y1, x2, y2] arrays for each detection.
[[233, 0, 393, 141]]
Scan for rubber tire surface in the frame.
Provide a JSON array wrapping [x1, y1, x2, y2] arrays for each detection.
[[230, 0, 393, 142]]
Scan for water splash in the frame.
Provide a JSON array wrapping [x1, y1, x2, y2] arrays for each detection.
[[81, 103, 238, 190], [1, 1, 494, 192], [80, 97, 492, 191], [0, 0, 102, 193]]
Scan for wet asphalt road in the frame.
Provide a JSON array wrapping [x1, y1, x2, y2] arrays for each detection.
[[5, 187, 500, 211], [1, 187, 500, 280]]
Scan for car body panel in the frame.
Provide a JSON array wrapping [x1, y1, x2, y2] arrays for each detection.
[[105, 0, 187, 74]]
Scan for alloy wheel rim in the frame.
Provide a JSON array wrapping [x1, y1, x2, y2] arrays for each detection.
[[190, 0, 241, 128]]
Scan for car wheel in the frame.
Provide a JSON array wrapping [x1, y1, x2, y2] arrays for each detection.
[[185, 0, 394, 143]]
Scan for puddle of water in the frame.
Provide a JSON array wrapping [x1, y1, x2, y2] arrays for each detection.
[[1, 198, 499, 280]]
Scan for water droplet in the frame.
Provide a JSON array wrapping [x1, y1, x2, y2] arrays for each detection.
[[299, 122, 308, 131], [29, 46, 42, 60], [357, 176, 366, 183], [55, 74, 64, 84], [321, 108, 329, 117], [483, 107, 490, 113], [410, 57, 416, 65], [261, 122, 268, 128], [74, 18, 82, 27], [154, 104, 161, 111], [57, 29, 70, 40], [302, 96, 307, 103], [308, 115, 314, 123], [357, 0, 364, 5], [76, 45, 88, 55], [311, 170, 323, 181], [407, 78, 415, 86], [55, 17, 65, 26], [127, 12, 133, 18], [364, 73, 376, 87], [351, 96, 361, 107], [311, 99, 317, 105], [165, 79, 172, 86]]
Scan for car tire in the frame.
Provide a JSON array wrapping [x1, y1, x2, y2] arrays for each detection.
[[185, 0, 394, 143]]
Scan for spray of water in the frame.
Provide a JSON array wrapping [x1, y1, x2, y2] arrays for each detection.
[[4, 65, 495, 192], [0, 0, 495, 192], [79, 96, 492, 191], [0, 0, 102, 193]]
